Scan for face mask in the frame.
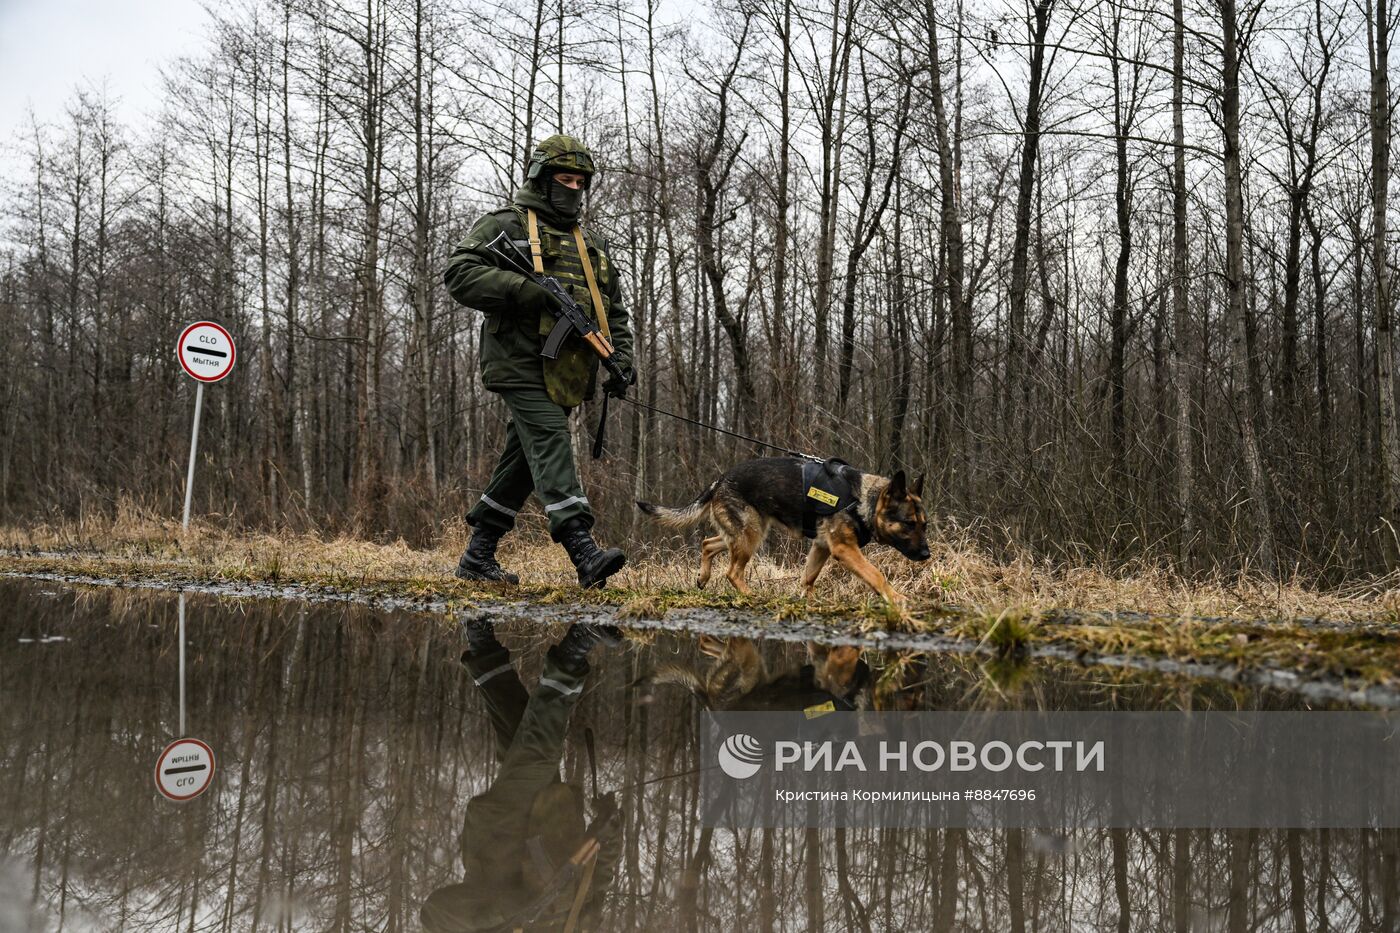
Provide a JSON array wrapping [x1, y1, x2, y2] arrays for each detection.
[[546, 175, 585, 220]]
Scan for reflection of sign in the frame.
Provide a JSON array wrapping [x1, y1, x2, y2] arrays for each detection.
[[155, 738, 216, 801], [177, 322, 236, 383]]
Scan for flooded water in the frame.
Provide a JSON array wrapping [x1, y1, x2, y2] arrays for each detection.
[[1, 578, 1396, 931]]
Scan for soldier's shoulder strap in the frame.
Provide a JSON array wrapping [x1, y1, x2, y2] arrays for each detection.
[[469, 207, 525, 242], [576, 224, 619, 284], [576, 222, 609, 254], [487, 205, 526, 226]]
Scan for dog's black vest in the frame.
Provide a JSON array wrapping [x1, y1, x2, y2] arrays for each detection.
[[798, 659, 870, 712], [801, 458, 873, 546]]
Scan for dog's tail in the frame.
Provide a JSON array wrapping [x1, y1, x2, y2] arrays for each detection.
[[649, 663, 712, 708], [636, 479, 718, 530]]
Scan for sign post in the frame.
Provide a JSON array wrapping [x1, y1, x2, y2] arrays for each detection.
[[182, 384, 204, 530], [164, 323, 231, 800], [157, 593, 216, 802], [178, 593, 187, 736], [176, 321, 236, 530]]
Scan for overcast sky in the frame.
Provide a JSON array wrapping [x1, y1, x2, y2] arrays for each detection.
[[0, 0, 210, 149]]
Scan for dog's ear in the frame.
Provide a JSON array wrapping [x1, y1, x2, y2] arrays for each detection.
[[887, 470, 908, 498], [913, 473, 925, 497]]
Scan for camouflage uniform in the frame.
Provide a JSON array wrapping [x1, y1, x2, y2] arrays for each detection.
[[444, 136, 634, 541], [420, 644, 621, 932]]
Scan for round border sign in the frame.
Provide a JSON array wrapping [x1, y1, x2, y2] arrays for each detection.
[[177, 321, 236, 383], [155, 737, 216, 801]]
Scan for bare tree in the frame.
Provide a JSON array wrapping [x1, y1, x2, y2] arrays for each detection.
[[1217, 0, 1277, 572], [1366, 0, 1399, 560], [1171, 0, 1194, 562], [0, 0, 1398, 580]]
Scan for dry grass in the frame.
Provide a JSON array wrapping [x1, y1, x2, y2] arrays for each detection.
[[2, 501, 1399, 622], [4, 502, 1400, 687]]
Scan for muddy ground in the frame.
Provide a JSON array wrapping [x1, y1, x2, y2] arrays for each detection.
[[5, 548, 1399, 709]]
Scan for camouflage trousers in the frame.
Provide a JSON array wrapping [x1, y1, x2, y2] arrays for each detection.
[[467, 387, 594, 539]]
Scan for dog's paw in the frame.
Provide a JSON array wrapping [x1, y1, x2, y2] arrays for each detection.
[[874, 594, 914, 627]]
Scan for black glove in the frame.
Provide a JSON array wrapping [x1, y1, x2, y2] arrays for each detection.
[[602, 363, 637, 398], [517, 277, 563, 315], [591, 791, 621, 840]]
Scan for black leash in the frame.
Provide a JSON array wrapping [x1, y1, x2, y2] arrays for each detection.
[[614, 763, 719, 793], [584, 726, 600, 798], [592, 392, 823, 462]]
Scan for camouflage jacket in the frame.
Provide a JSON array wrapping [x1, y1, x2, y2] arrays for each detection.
[[443, 184, 634, 408]]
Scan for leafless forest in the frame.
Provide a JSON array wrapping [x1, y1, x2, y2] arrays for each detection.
[[2, 0, 1400, 580]]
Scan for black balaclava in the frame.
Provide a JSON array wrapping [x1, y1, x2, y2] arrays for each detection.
[[544, 171, 585, 222]]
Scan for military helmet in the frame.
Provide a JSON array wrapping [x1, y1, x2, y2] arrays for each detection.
[[527, 134, 596, 185]]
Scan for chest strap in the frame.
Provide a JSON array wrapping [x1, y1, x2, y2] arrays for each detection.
[[491, 834, 601, 933], [801, 459, 872, 547], [849, 507, 873, 547]]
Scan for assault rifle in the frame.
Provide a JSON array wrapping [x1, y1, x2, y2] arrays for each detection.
[[480, 230, 630, 388]]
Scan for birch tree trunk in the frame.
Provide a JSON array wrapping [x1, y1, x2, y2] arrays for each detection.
[[1220, 0, 1277, 572], [1368, 0, 1399, 561], [1005, 0, 1054, 438], [1172, 0, 1194, 563], [922, 0, 971, 473]]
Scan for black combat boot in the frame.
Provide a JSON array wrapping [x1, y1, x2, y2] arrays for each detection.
[[462, 615, 502, 654], [556, 518, 626, 589], [550, 621, 623, 672], [455, 525, 520, 585]]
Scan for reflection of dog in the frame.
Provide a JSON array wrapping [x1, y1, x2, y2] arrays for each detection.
[[649, 636, 869, 711], [807, 643, 866, 701], [650, 636, 767, 710], [637, 457, 929, 605]]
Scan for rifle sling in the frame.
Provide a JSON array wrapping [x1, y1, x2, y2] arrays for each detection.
[[525, 209, 545, 274], [572, 225, 611, 343]]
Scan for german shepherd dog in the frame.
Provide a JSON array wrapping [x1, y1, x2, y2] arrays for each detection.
[[637, 457, 930, 605], [649, 635, 869, 711]]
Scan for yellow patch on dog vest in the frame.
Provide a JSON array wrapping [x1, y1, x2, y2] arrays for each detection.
[[806, 486, 839, 507], [803, 700, 837, 718]]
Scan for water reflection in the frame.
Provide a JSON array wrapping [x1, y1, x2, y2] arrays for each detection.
[[422, 623, 621, 932], [1, 580, 1396, 931]]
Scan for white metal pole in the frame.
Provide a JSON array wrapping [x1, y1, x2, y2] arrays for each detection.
[[182, 382, 204, 531], [178, 593, 187, 737]]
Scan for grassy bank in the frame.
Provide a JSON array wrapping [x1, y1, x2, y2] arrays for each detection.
[[4, 505, 1399, 619], [2, 507, 1399, 688]]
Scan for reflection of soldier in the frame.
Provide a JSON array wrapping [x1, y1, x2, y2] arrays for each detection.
[[422, 619, 622, 933]]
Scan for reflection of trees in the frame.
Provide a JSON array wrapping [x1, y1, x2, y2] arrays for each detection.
[[1, 581, 1396, 930]]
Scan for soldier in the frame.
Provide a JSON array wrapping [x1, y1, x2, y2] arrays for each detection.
[[420, 618, 622, 932], [444, 134, 635, 589]]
